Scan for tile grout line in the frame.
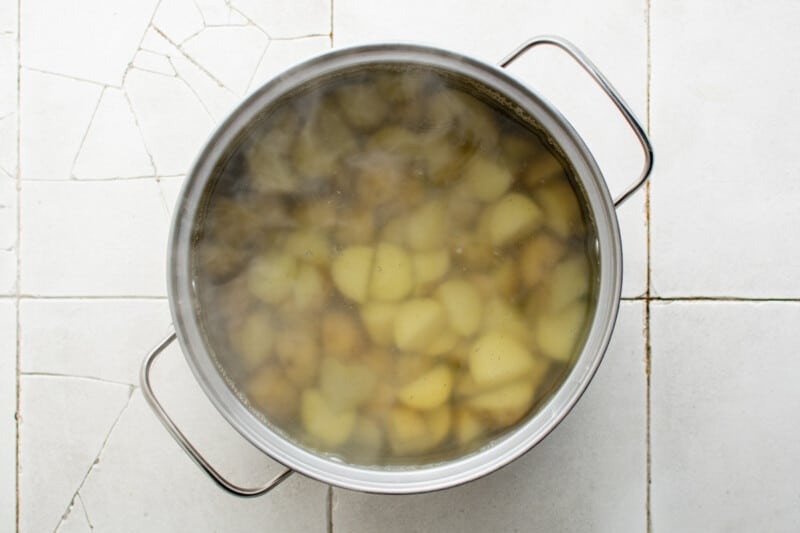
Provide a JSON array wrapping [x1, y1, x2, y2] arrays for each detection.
[[644, 0, 653, 531], [15, 0, 22, 528], [330, 0, 334, 48], [327, 485, 333, 533]]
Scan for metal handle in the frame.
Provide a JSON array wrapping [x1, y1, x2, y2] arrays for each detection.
[[140, 332, 294, 497], [500, 35, 653, 207]]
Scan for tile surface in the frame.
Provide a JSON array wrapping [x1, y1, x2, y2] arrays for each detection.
[[650, 0, 800, 297], [334, 302, 646, 533], [0, 300, 16, 532], [650, 302, 800, 532]]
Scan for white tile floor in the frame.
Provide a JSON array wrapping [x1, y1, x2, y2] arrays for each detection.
[[1, 0, 799, 531]]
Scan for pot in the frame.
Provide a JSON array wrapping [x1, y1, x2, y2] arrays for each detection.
[[141, 36, 653, 497]]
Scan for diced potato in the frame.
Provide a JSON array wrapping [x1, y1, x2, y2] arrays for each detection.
[[483, 298, 531, 345], [524, 150, 565, 189], [424, 329, 459, 357], [319, 357, 377, 411], [301, 389, 357, 447], [485, 193, 544, 247], [544, 254, 591, 311], [367, 126, 422, 159], [361, 348, 394, 380], [451, 232, 495, 268], [499, 131, 546, 175], [293, 199, 338, 229], [380, 215, 409, 245], [455, 408, 486, 446], [292, 104, 356, 177], [406, 200, 447, 252], [436, 279, 482, 337], [448, 92, 500, 149], [354, 155, 406, 206], [349, 417, 384, 462], [463, 154, 514, 202], [397, 364, 453, 410], [228, 310, 274, 369], [275, 329, 320, 387], [285, 230, 331, 266], [246, 128, 297, 194], [490, 260, 520, 300], [393, 298, 447, 352], [334, 208, 375, 245], [360, 302, 399, 346], [536, 180, 583, 238], [411, 249, 450, 290], [519, 233, 567, 288], [425, 405, 452, 447], [421, 137, 470, 185], [246, 365, 299, 423], [331, 245, 374, 303], [321, 310, 365, 361], [247, 252, 298, 304], [386, 407, 430, 455], [196, 242, 250, 283], [469, 331, 534, 387], [292, 264, 327, 311], [535, 300, 589, 362], [362, 381, 396, 418], [336, 82, 390, 131], [394, 354, 435, 386], [369, 243, 414, 301], [468, 378, 535, 428]]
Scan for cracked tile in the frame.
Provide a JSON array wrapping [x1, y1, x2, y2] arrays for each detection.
[[19, 375, 132, 533], [56, 495, 93, 533], [19, 69, 102, 180], [153, 0, 205, 44], [0, 300, 16, 532], [248, 36, 331, 93], [73, 87, 156, 179], [182, 26, 269, 95], [132, 49, 177, 76], [20, 180, 169, 296], [230, 0, 330, 38], [334, 303, 646, 532], [651, 302, 800, 530], [195, 0, 249, 26], [20, 299, 172, 385], [157, 175, 185, 217], [79, 340, 327, 532], [125, 67, 216, 176], [21, 0, 159, 86]]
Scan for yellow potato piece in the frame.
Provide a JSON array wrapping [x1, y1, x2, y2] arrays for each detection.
[[536, 180, 583, 238], [393, 298, 447, 352], [331, 245, 374, 303], [411, 249, 450, 290], [468, 379, 535, 428], [247, 252, 298, 304], [285, 230, 331, 266], [463, 154, 514, 202], [469, 331, 535, 387], [292, 263, 327, 311], [228, 310, 274, 369], [455, 408, 486, 446], [369, 243, 413, 301], [397, 364, 454, 410], [246, 365, 298, 423], [301, 389, 357, 447], [380, 215, 409, 245], [523, 150, 565, 189], [387, 407, 430, 455], [424, 329, 459, 356], [395, 354, 435, 386], [349, 417, 384, 462], [436, 279, 482, 337], [321, 310, 365, 361], [319, 357, 377, 411], [406, 200, 447, 252], [360, 302, 399, 346], [490, 260, 520, 300], [535, 300, 589, 362], [334, 208, 375, 245], [425, 405, 452, 447], [519, 233, 567, 288], [275, 329, 320, 387], [485, 193, 544, 247], [548, 254, 591, 310], [336, 82, 390, 131], [483, 297, 531, 345]]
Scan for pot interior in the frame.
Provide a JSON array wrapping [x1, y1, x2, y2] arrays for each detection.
[[188, 62, 601, 468]]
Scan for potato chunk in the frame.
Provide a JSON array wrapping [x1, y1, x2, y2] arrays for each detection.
[[319, 357, 376, 411], [247, 252, 298, 304], [411, 249, 450, 290], [406, 200, 447, 252], [301, 389, 357, 447], [285, 230, 331, 266], [275, 329, 320, 387], [485, 193, 543, 247], [542, 254, 591, 311], [349, 417, 384, 462], [397, 364, 453, 410], [455, 408, 486, 445], [468, 378, 535, 428], [369, 243, 413, 301], [246, 365, 299, 423], [537, 180, 583, 238], [321, 310, 365, 361], [331, 245, 374, 303], [535, 300, 589, 361], [436, 279, 482, 337], [423, 329, 459, 356], [360, 302, 399, 346], [335, 82, 390, 131], [469, 331, 535, 387], [228, 310, 274, 369], [387, 407, 429, 455], [292, 263, 327, 311], [425, 405, 452, 447], [463, 154, 514, 202], [519, 233, 567, 288], [393, 298, 447, 352], [483, 298, 531, 345]]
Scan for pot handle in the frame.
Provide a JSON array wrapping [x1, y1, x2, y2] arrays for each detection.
[[499, 35, 653, 207], [140, 332, 294, 497]]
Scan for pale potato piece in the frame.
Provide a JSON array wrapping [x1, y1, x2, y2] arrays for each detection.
[[319, 357, 377, 411], [228, 310, 274, 369], [246, 128, 297, 194], [485, 193, 544, 247], [369, 243, 414, 301], [423, 328, 459, 357], [425, 405, 452, 447], [361, 348, 394, 380], [275, 329, 320, 387], [468, 378, 535, 428], [360, 302, 399, 346], [535, 300, 589, 362], [545, 254, 591, 311], [336, 82, 390, 131], [411, 249, 450, 290], [380, 215, 409, 246], [386, 407, 430, 455], [536, 180, 583, 238], [247, 252, 298, 304], [349, 417, 384, 461], [397, 364, 454, 410], [451, 232, 495, 268], [394, 354, 435, 386], [292, 103, 356, 177], [331, 245, 374, 303], [363, 381, 396, 419], [436, 279, 482, 337], [469, 331, 535, 387], [367, 126, 422, 159], [334, 208, 376, 245], [321, 310, 365, 361], [420, 137, 469, 185], [246, 365, 299, 423], [455, 408, 486, 446], [406, 200, 447, 252], [524, 150, 565, 189], [490, 260, 520, 300], [499, 131, 545, 175], [519, 233, 567, 288], [301, 389, 357, 447], [292, 263, 327, 311], [483, 298, 531, 345], [293, 199, 338, 229], [354, 154, 406, 206], [463, 154, 514, 202], [285, 230, 331, 266], [393, 298, 447, 352]]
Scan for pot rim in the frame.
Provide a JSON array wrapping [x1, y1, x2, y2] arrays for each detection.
[[167, 42, 623, 494]]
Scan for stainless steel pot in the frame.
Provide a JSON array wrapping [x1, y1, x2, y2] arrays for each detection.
[[141, 36, 653, 497]]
